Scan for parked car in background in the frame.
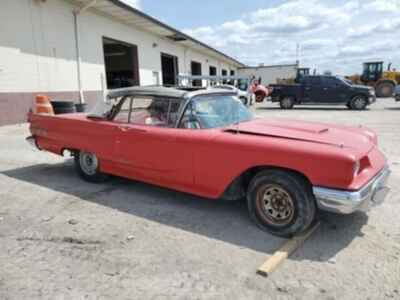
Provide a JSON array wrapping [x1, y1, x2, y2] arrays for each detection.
[[211, 84, 252, 105], [270, 75, 376, 110], [395, 85, 400, 102], [27, 86, 390, 237]]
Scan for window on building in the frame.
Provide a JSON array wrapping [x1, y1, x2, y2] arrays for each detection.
[[191, 61, 202, 87], [161, 53, 179, 86], [102, 37, 140, 89]]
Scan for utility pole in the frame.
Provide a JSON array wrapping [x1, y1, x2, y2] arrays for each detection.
[[295, 42, 300, 66]]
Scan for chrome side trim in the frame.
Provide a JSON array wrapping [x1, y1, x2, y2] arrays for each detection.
[[313, 166, 391, 214]]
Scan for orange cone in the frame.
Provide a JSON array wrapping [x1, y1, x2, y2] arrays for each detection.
[[35, 95, 54, 115]]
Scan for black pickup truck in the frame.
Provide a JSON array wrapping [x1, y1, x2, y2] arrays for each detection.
[[270, 75, 376, 110]]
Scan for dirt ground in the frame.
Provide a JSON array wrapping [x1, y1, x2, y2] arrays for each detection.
[[0, 99, 399, 300]]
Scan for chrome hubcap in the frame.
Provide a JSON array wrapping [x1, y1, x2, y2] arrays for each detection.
[[354, 97, 365, 109], [79, 151, 98, 175], [257, 184, 295, 225], [282, 98, 292, 108]]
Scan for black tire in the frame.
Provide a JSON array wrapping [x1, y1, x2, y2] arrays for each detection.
[[346, 102, 352, 109], [53, 107, 76, 114], [74, 150, 109, 183], [376, 82, 394, 98], [51, 101, 76, 114], [280, 96, 295, 109], [240, 96, 248, 106], [350, 95, 367, 110], [247, 169, 316, 237], [51, 101, 75, 108]]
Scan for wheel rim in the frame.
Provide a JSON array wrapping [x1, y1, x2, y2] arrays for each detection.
[[282, 98, 292, 108], [353, 97, 365, 109], [79, 151, 98, 175], [256, 184, 295, 226]]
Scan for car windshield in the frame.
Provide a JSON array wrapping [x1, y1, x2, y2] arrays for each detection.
[[87, 95, 115, 119], [184, 95, 253, 129], [335, 76, 351, 86]]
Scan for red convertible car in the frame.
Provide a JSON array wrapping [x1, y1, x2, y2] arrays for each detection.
[[27, 86, 391, 237]]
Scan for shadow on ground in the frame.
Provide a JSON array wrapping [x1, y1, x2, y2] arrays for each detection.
[[2, 161, 368, 261], [256, 106, 353, 111]]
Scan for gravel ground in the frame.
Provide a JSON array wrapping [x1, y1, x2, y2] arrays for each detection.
[[0, 99, 399, 300]]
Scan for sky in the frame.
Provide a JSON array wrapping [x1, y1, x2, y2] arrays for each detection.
[[121, 0, 400, 75]]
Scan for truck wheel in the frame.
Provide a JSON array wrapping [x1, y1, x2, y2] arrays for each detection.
[[376, 82, 394, 98], [350, 96, 367, 110], [74, 150, 109, 183], [247, 169, 316, 237], [280, 97, 295, 109]]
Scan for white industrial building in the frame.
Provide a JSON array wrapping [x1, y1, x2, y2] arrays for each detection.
[[237, 64, 299, 85], [0, 0, 245, 125]]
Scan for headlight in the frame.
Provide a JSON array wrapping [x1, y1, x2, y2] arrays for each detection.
[[369, 89, 375, 95], [353, 160, 360, 177]]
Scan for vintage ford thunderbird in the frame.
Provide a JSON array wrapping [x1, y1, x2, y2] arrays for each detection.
[[27, 86, 391, 237]]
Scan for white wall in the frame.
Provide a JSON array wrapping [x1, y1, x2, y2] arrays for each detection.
[[237, 65, 298, 85], [0, 0, 238, 94]]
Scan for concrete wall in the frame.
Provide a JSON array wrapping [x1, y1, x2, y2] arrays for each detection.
[[0, 0, 238, 125], [237, 65, 298, 85]]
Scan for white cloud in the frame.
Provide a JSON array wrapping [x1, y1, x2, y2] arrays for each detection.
[[119, 0, 141, 9], [183, 0, 400, 75]]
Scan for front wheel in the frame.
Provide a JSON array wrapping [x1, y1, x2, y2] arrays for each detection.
[[247, 169, 316, 237], [376, 82, 394, 98], [350, 96, 367, 110], [74, 150, 109, 183]]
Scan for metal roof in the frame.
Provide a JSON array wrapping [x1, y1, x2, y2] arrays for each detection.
[[72, 0, 245, 67]]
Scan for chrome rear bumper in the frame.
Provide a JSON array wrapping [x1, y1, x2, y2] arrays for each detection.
[[313, 166, 391, 214], [26, 136, 40, 150]]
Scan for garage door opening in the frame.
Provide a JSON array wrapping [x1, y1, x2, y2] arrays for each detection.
[[191, 61, 202, 87], [161, 53, 179, 86], [103, 37, 140, 89]]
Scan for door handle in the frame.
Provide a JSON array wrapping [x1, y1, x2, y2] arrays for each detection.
[[118, 126, 147, 134], [118, 125, 131, 132], [323, 87, 328, 90]]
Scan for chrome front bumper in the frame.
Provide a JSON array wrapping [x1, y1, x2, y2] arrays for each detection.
[[313, 166, 391, 214]]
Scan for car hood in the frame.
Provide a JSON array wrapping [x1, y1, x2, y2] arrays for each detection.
[[350, 84, 372, 91], [226, 118, 375, 153]]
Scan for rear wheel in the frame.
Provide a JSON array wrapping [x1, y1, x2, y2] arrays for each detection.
[[376, 82, 394, 98], [350, 95, 367, 110], [255, 92, 265, 103], [74, 150, 109, 183], [280, 96, 295, 109], [247, 169, 316, 237]]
